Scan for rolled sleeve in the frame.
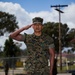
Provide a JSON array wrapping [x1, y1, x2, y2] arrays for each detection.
[[21, 34, 25, 41], [49, 43, 55, 49], [21, 33, 27, 41]]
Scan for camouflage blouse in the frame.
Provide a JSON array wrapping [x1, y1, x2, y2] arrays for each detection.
[[23, 33, 54, 73]]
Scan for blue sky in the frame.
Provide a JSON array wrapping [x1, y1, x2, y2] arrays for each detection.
[[1, 0, 75, 12], [0, 0, 75, 49], [0, 0, 75, 29]]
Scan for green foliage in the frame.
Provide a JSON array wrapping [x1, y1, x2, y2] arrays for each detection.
[[3, 37, 21, 57], [0, 51, 3, 57], [66, 29, 75, 52], [0, 11, 19, 36], [3, 37, 21, 68], [42, 22, 75, 53]]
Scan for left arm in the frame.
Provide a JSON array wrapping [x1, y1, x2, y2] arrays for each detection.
[[49, 48, 55, 75]]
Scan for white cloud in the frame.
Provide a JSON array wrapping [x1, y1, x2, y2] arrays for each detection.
[[0, 2, 33, 49], [30, 3, 75, 29], [0, 2, 32, 28], [0, 2, 75, 49], [29, 10, 59, 23], [62, 3, 75, 28]]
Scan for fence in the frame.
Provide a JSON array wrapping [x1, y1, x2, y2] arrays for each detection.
[[0, 54, 75, 75], [0, 56, 27, 75]]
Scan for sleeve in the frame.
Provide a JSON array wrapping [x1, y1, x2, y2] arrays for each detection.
[[49, 43, 55, 48], [21, 33, 27, 42], [49, 37, 55, 49]]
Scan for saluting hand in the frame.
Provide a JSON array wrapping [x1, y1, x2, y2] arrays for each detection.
[[23, 24, 33, 30]]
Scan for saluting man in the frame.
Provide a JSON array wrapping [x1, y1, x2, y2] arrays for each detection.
[[10, 17, 55, 75]]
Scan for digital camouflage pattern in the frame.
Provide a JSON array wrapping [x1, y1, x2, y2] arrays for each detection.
[[23, 33, 54, 74]]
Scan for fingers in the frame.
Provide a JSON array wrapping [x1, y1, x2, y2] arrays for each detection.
[[31, 24, 34, 26], [23, 24, 32, 30], [29, 24, 32, 26], [28, 24, 33, 27]]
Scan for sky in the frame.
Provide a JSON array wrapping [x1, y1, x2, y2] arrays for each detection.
[[0, 0, 75, 12], [0, 0, 75, 50]]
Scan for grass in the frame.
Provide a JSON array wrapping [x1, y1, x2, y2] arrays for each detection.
[[57, 65, 75, 73]]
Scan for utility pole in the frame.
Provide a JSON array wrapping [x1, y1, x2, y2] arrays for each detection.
[[51, 5, 68, 71]]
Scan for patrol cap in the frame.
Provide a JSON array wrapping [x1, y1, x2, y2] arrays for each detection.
[[32, 17, 43, 24]]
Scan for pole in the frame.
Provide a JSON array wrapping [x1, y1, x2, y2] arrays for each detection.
[[58, 7, 62, 70], [51, 4, 68, 71]]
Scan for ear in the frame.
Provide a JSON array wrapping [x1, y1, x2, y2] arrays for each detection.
[[42, 25, 43, 29]]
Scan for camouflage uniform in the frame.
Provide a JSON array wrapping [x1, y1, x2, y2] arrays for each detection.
[[23, 33, 54, 75]]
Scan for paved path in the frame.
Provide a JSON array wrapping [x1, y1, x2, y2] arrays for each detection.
[[0, 68, 26, 75]]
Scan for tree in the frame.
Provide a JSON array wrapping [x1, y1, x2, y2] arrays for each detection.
[[0, 11, 19, 36], [68, 28, 75, 51], [42, 22, 72, 53], [4, 37, 21, 57], [3, 37, 21, 68]]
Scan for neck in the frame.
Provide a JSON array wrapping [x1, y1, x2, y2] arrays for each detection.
[[34, 32, 42, 36]]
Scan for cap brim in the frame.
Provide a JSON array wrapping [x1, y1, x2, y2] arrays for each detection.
[[33, 22, 42, 24]]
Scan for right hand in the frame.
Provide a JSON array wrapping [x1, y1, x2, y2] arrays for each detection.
[[23, 24, 32, 30]]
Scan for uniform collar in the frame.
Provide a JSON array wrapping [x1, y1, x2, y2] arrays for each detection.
[[32, 33, 43, 38]]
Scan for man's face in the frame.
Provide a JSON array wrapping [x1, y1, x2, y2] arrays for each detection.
[[32, 23, 43, 32]]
